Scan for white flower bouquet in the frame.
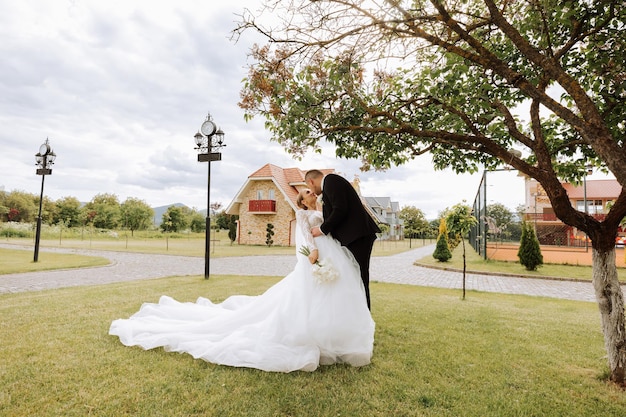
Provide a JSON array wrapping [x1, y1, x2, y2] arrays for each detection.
[[299, 246, 339, 284]]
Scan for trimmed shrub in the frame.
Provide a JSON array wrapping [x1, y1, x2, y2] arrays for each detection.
[[518, 222, 543, 271], [433, 218, 452, 262]]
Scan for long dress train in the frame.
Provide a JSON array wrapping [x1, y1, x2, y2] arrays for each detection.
[[109, 209, 375, 372]]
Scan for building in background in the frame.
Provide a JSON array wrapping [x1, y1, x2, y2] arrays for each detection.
[[225, 164, 402, 246], [523, 178, 623, 246], [362, 196, 403, 240]]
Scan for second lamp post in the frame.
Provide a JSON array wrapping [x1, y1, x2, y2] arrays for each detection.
[[34, 138, 56, 262], [194, 113, 225, 279]]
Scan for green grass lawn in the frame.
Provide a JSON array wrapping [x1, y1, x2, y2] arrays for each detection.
[[0, 248, 109, 275], [1, 235, 422, 258], [1, 275, 624, 416]]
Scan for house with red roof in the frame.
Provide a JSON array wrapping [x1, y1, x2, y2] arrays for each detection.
[[224, 164, 330, 246], [524, 178, 623, 245], [224, 164, 399, 246]]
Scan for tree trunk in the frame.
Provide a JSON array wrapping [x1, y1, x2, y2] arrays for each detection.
[[592, 247, 626, 385]]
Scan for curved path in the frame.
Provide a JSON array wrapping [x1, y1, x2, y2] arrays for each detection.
[[0, 243, 598, 302]]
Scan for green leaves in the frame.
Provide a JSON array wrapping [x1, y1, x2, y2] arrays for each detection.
[[238, 0, 623, 182], [445, 202, 478, 237]]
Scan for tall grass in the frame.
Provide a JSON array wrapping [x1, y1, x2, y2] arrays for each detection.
[[1, 275, 624, 416]]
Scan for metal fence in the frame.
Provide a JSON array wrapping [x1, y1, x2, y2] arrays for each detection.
[[469, 171, 487, 259]]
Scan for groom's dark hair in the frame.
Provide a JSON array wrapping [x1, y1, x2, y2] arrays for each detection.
[[305, 169, 323, 181]]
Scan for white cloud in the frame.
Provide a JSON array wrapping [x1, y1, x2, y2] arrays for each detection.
[[0, 0, 527, 220]]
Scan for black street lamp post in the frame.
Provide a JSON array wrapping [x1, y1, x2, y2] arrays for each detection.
[[210, 202, 223, 254], [194, 113, 225, 279], [34, 138, 56, 262]]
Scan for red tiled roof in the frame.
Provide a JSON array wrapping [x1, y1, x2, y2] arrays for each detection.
[[283, 167, 307, 184], [249, 163, 287, 179], [562, 179, 622, 199]]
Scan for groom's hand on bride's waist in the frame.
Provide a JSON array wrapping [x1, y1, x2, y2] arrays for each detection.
[[311, 226, 324, 237]]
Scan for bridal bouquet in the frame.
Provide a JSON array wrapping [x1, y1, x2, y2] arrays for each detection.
[[299, 246, 339, 284]]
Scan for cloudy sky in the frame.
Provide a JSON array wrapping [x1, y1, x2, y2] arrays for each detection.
[[0, 0, 529, 219]]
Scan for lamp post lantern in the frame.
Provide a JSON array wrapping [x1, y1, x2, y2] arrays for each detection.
[[194, 113, 225, 279], [34, 138, 56, 262]]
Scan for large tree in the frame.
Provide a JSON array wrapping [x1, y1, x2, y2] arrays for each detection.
[[399, 205, 430, 238], [160, 206, 189, 233], [120, 197, 154, 236], [236, 0, 626, 383], [83, 193, 121, 230], [486, 202, 516, 240], [53, 196, 82, 228], [1, 190, 40, 223]]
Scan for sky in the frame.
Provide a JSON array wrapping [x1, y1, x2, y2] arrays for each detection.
[[0, 0, 529, 220]]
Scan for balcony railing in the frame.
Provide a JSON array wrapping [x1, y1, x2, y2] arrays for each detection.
[[524, 213, 607, 222], [249, 200, 276, 213]]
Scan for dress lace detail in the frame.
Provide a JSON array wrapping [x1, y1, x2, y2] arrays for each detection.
[[296, 209, 322, 251]]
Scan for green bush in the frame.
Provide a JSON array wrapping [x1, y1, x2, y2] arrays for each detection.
[[433, 232, 452, 262], [518, 222, 543, 271], [433, 218, 452, 262], [0, 227, 30, 238], [228, 222, 237, 244], [265, 223, 275, 247], [0, 222, 32, 238]]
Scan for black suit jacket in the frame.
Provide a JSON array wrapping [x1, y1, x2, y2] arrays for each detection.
[[320, 174, 381, 246]]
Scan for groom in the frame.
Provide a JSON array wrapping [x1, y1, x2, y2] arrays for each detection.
[[305, 169, 380, 309]]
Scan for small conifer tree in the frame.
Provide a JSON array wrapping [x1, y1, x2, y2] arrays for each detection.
[[228, 222, 237, 245], [517, 222, 543, 270], [265, 223, 275, 247], [433, 218, 452, 262]]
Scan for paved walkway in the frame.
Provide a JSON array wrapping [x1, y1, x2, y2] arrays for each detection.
[[0, 243, 599, 302]]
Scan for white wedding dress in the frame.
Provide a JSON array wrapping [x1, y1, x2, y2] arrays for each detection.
[[109, 209, 375, 372]]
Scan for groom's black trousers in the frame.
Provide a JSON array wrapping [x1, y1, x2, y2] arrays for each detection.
[[347, 234, 377, 310]]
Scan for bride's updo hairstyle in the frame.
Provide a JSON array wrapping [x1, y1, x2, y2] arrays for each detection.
[[296, 190, 308, 210]]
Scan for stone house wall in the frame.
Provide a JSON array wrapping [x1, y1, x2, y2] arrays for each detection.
[[237, 181, 300, 246]]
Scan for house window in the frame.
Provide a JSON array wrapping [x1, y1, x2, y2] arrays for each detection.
[[269, 189, 275, 200], [256, 190, 264, 199], [576, 200, 586, 212], [576, 200, 604, 213], [590, 200, 603, 214]]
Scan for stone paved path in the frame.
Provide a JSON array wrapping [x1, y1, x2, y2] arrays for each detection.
[[0, 243, 600, 302]]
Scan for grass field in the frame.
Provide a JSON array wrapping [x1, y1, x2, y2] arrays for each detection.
[[2, 233, 626, 415], [0, 235, 421, 258], [1, 275, 625, 416], [0, 247, 109, 274]]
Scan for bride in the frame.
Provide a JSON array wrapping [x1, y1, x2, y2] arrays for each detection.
[[109, 188, 375, 372]]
